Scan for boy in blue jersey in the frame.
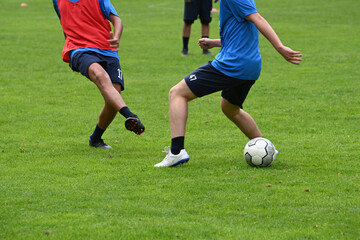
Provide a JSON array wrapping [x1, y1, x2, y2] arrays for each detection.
[[53, 0, 145, 149], [155, 0, 302, 167]]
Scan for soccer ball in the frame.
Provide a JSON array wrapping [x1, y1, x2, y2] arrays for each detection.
[[244, 137, 278, 168]]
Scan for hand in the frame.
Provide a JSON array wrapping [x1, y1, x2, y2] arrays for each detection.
[[198, 38, 221, 50], [277, 46, 302, 65], [107, 31, 119, 52], [198, 38, 210, 50]]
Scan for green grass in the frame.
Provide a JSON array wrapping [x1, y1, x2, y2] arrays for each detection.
[[1, 0, 359, 239]]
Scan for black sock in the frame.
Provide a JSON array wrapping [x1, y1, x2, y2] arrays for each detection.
[[171, 136, 185, 155], [119, 106, 137, 119], [90, 125, 105, 142], [182, 37, 189, 50]]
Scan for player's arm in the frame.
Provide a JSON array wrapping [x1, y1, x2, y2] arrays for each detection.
[[198, 38, 221, 50], [108, 13, 123, 52], [245, 13, 302, 65]]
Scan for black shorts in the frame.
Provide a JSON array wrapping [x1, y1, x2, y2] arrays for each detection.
[[184, 62, 256, 108], [184, 0, 212, 24], [70, 51, 125, 90]]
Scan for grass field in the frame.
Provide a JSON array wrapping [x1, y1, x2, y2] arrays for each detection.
[[1, 0, 359, 239]]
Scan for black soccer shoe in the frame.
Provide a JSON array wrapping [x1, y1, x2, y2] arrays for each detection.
[[125, 117, 145, 135], [181, 49, 188, 56], [89, 138, 112, 149], [202, 49, 213, 55]]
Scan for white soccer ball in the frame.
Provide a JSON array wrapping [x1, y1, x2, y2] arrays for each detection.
[[244, 137, 278, 168]]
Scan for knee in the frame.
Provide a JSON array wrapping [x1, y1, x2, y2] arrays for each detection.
[[89, 68, 106, 82], [169, 85, 179, 101], [221, 98, 239, 117], [169, 80, 196, 103], [169, 84, 191, 102], [184, 20, 193, 25], [89, 67, 109, 89]]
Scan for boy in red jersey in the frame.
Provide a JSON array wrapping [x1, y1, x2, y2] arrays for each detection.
[[53, 0, 145, 149]]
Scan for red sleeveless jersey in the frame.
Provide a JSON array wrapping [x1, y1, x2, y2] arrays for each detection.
[[56, 0, 112, 63]]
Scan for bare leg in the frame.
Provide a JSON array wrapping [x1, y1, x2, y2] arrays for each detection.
[[201, 23, 209, 37], [168, 80, 197, 138], [88, 63, 127, 112], [182, 22, 192, 55], [221, 98, 262, 139], [154, 80, 195, 166], [182, 22, 192, 38], [97, 83, 122, 130]]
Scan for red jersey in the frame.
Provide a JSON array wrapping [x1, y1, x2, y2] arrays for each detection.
[[54, 0, 115, 63]]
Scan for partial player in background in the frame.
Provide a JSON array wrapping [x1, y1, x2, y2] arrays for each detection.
[[155, 0, 301, 167], [181, 0, 216, 56], [53, 0, 145, 149]]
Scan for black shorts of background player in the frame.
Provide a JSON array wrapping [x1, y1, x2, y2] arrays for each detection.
[[182, 0, 213, 56]]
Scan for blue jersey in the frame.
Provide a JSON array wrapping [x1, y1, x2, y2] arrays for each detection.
[[211, 0, 261, 80]]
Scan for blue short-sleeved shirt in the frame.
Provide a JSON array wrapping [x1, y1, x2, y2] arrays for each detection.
[[211, 0, 261, 80]]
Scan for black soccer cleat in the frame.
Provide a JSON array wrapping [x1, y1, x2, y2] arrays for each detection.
[[89, 138, 112, 149], [181, 48, 188, 56], [202, 49, 212, 55], [125, 117, 145, 135]]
